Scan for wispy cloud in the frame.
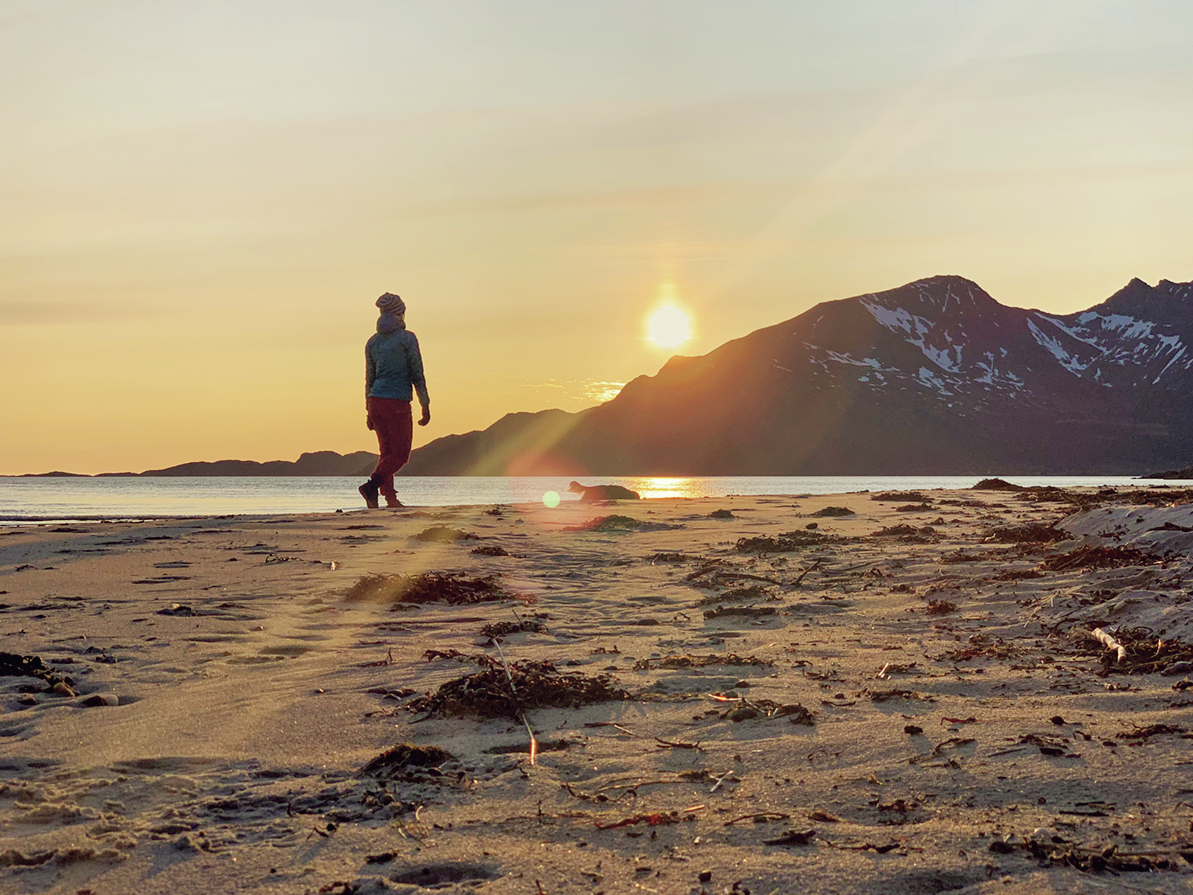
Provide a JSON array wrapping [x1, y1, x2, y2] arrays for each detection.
[[519, 378, 626, 405], [0, 300, 158, 326]]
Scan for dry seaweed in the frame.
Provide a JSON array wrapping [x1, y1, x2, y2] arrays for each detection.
[[988, 835, 1190, 872], [925, 600, 958, 615], [345, 572, 521, 605], [873, 524, 934, 542], [872, 491, 931, 503], [712, 697, 814, 724], [633, 653, 774, 671], [867, 688, 931, 702], [1040, 545, 1158, 571], [894, 503, 936, 513], [407, 660, 629, 719], [994, 568, 1044, 581], [480, 619, 548, 639], [1077, 626, 1193, 674], [698, 584, 773, 605], [985, 523, 1068, 544], [709, 509, 735, 519], [649, 552, 691, 563], [810, 506, 854, 517], [470, 545, 510, 557], [735, 531, 842, 553], [1115, 723, 1185, 742], [361, 744, 455, 779], [412, 526, 479, 542], [703, 605, 779, 620], [567, 515, 641, 532]]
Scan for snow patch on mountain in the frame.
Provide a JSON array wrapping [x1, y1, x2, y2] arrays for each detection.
[[1026, 318, 1089, 375], [916, 366, 952, 394], [861, 298, 965, 373]]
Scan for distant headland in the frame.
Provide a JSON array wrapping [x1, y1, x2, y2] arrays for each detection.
[[18, 451, 378, 478]]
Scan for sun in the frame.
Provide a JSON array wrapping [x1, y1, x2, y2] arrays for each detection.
[[648, 306, 691, 348]]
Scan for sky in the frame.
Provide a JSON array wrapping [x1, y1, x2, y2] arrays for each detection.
[[4, 0, 1193, 474]]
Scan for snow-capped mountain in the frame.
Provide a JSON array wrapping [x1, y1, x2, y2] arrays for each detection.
[[788, 276, 1193, 410], [404, 276, 1193, 475]]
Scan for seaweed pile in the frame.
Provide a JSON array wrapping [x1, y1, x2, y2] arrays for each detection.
[[871, 491, 931, 503], [735, 531, 843, 554], [408, 655, 629, 719], [361, 744, 455, 780], [1040, 545, 1157, 572], [479, 619, 548, 640], [1078, 626, 1193, 675], [633, 653, 773, 671], [345, 572, 521, 605], [985, 523, 1068, 544], [574, 515, 641, 531], [470, 545, 510, 557]]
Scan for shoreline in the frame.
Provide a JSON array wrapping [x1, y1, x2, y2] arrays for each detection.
[[2, 489, 1192, 894], [2, 475, 1190, 526]]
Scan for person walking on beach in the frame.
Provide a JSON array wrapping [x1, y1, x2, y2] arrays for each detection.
[[360, 292, 430, 508]]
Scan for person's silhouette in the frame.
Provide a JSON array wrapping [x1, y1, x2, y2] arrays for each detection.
[[359, 292, 430, 508]]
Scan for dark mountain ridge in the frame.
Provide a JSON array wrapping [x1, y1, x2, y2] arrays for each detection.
[[138, 450, 379, 477], [402, 275, 1193, 475], [15, 451, 379, 478]]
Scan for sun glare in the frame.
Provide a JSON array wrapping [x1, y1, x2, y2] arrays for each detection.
[[648, 306, 691, 348]]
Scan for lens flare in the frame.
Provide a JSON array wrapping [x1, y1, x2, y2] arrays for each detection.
[[542, 491, 560, 508]]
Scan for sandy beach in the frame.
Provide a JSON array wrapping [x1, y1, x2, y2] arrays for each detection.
[[3, 487, 1193, 895]]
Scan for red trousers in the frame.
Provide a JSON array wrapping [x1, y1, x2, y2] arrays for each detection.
[[368, 397, 413, 499]]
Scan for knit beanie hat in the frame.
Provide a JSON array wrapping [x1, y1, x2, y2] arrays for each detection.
[[376, 292, 406, 316]]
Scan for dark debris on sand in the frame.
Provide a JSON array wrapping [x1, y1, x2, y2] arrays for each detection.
[[873, 524, 936, 542], [736, 531, 844, 554], [872, 491, 932, 503], [985, 523, 1069, 544], [0, 652, 77, 694], [1078, 626, 1193, 675], [988, 834, 1192, 872], [470, 545, 511, 557], [703, 605, 779, 619], [345, 572, 524, 605], [361, 744, 456, 780], [1040, 545, 1159, 572], [568, 515, 642, 532], [634, 653, 774, 671], [408, 658, 629, 719], [480, 619, 548, 639], [0, 652, 55, 681], [809, 506, 854, 517], [412, 526, 480, 542]]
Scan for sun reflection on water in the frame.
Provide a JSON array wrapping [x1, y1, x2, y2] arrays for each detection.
[[633, 477, 698, 499]]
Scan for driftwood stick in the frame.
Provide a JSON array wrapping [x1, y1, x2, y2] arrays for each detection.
[[494, 640, 538, 764], [715, 571, 784, 586], [794, 560, 824, 586], [1093, 627, 1128, 664]]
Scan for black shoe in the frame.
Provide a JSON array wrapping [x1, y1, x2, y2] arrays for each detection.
[[385, 497, 404, 509], [358, 480, 380, 509]]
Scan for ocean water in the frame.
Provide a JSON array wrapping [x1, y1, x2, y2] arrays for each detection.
[[0, 474, 1176, 522]]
